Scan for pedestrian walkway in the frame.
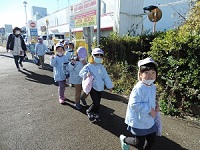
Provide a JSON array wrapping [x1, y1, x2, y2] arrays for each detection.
[[0, 45, 199, 150]]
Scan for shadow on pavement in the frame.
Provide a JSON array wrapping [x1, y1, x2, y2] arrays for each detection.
[[19, 68, 55, 85], [102, 91, 128, 104], [0, 54, 13, 58], [153, 136, 189, 150], [93, 103, 188, 150]]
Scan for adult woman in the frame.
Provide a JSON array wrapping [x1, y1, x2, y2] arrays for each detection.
[[6, 27, 27, 71]]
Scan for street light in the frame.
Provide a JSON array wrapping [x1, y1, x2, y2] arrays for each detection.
[[23, 1, 28, 41]]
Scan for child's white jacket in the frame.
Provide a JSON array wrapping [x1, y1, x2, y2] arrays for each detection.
[[50, 55, 68, 82], [79, 63, 113, 92], [35, 43, 49, 56], [125, 81, 156, 129], [68, 61, 84, 84]]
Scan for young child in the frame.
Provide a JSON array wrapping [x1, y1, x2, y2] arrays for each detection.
[[65, 41, 75, 61], [50, 43, 69, 104], [79, 48, 113, 122], [35, 37, 49, 69], [119, 57, 160, 150], [68, 47, 88, 109], [65, 41, 75, 87]]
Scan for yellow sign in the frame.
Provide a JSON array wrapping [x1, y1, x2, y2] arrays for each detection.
[[74, 10, 96, 28]]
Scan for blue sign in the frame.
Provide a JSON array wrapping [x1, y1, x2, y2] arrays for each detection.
[[30, 28, 38, 36]]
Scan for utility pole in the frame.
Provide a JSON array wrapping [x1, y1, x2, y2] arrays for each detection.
[[97, 0, 101, 47], [57, 0, 59, 11], [23, 1, 28, 41], [68, 0, 72, 41]]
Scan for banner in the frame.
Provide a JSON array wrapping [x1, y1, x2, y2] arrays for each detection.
[[74, 10, 96, 28], [70, 0, 97, 28]]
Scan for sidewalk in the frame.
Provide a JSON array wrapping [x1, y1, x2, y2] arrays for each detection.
[[1, 45, 200, 150]]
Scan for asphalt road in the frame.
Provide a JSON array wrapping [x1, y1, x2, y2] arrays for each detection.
[[0, 47, 199, 150]]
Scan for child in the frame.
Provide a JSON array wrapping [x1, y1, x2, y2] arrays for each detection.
[[65, 41, 75, 87], [65, 41, 75, 61], [79, 48, 113, 122], [35, 37, 49, 69], [50, 43, 69, 104], [119, 57, 160, 150], [68, 47, 88, 109]]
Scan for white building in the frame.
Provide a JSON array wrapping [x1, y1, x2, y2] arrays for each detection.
[[35, 0, 195, 39]]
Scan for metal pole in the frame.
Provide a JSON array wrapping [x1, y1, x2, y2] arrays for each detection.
[[57, 0, 59, 11], [68, 0, 72, 41], [97, 0, 101, 47], [153, 8, 157, 33], [23, 1, 28, 41]]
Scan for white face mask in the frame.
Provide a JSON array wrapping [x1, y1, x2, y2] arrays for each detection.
[[57, 52, 63, 56], [15, 31, 21, 35], [142, 79, 155, 86], [94, 57, 103, 63], [79, 58, 85, 61]]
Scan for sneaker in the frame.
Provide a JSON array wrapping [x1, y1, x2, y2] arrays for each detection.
[[87, 113, 94, 121], [119, 135, 130, 150], [80, 97, 87, 106], [19, 63, 23, 68], [59, 98, 65, 104], [69, 84, 74, 87], [74, 103, 82, 110], [93, 114, 101, 122]]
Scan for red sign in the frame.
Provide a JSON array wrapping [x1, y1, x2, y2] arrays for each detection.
[[29, 21, 37, 28]]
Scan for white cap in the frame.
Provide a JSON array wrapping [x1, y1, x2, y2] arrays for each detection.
[[138, 57, 158, 68], [92, 48, 104, 55], [55, 43, 64, 50]]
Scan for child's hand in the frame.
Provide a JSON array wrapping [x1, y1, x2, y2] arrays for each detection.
[[155, 101, 160, 112], [87, 72, 91, 77], [51, 54, 55, 59], [81, 60, 87, 65], [150, 108, 157, 118], [71, 59, 76, 64]]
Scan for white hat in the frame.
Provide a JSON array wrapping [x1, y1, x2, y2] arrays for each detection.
[[92, 48, 104, 55], [55, 43, 64, 50], [77, 47, 87, 59], [138, 57, 158, 68]]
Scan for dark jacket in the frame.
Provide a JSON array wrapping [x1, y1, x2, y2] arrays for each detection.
[[6, 34, 27, 51]]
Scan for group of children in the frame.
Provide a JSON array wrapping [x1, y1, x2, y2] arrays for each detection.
[[49, 41, 162, 150]]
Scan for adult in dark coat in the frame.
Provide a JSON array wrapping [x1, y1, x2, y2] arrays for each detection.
[[6, 27, 27, 71]]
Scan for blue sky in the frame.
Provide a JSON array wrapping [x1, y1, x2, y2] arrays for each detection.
[[0, 0, 79, 28]]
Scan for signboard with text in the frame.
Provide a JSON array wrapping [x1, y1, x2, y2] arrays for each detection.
[[28, 20, 38, 42], [70, 0, 96, 28]]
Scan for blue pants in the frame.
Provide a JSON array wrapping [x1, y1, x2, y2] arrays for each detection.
[[13, 55, 24, 69]]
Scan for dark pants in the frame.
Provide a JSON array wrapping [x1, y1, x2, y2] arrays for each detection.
[[57, 80, 66, 99], [124, 132, 156, 150], [13, 55, 24, 69], [87, 88, 102, 114]]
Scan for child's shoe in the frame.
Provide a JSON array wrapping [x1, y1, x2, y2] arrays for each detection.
[[86, 109, 94, 121], [74, 102, 82, 110], [59, 98, 65, 104], [119, 135, 130, 150], [80, 97, 87, 106], [93, 114, 101, 122]]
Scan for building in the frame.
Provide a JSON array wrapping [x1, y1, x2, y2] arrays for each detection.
[[35, 0, 195, 40]]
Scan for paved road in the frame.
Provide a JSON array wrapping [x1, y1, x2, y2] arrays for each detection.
[[0, 47, 199, 150]]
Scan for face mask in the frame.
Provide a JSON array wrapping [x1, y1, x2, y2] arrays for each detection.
[[94, 57, 103, 63], [79, 58, 85, 61], [15, 31, 20, 35], [57, 52, 63, 56], [142, 79, 155, 86]]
